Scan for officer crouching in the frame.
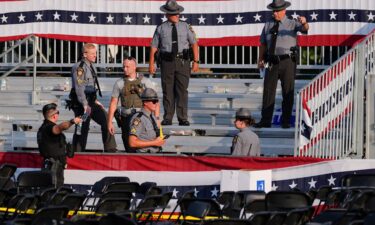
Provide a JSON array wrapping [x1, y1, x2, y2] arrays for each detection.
[[128, 88, 166, 153], [37, 103, 81, 188]]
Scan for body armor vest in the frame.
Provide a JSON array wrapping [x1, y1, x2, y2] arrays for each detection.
[[121, 77, 144, 109]]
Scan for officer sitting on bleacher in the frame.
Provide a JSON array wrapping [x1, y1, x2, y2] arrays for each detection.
[[128, 88, 166, 153]]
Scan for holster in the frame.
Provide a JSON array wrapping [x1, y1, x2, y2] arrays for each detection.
[[114, 109, 122, 128]]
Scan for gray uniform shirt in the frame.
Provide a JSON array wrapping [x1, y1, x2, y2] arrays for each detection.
[[260, 16, 305, 55], [111, 75, 153, 100], [129, 109, 160, 153], [151, 21, 196, 53], [232, 127, 261, 156], [71, 59, 97, 107]]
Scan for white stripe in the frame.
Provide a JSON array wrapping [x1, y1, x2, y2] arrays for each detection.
[[0, 22, 373, 39]]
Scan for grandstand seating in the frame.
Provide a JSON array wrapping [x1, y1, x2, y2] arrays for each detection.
[[0, 76, 310, 156]]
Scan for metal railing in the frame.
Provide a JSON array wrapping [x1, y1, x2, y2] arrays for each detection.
[[0, 36, 349, 74], [295, 31, 375, 159]]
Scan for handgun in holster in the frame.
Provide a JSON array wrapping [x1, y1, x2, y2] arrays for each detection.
[[155, 50, 161, 68], [114, 109, 122, 128], [290, 46, 299, 63]]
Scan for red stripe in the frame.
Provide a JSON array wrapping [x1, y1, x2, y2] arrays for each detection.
[[0, 152, 327, 171], [0, 34, 366, 47]]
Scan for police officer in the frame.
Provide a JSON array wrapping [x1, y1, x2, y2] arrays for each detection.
[[254, 0, 309, 129], [37, 103, 81, 187], [149, 0, 199, 126], [128, 88, 166, 153], [107, 57, 159, 152], [232, 108, 261, 156], [70, 43, 117, 152]]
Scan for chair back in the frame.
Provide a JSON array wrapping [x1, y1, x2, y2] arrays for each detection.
[[17, 170, 53, 194], [265, 191, 312, 211], [341, 174, 375, 188]]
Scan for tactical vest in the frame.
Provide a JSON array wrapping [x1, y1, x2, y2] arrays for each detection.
[[121, 78, 144, 109]]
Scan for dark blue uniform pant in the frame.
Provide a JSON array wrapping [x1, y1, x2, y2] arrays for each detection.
[[120, 115, 135, 153], [261, 58, 296, 125], [42, 158, 64, 188], [160, 58, 190, 122], [72, 102, 116, 152]]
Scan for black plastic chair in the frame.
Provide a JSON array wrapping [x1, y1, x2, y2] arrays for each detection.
[[311, 209, 361, 225], [155, 192, 173, 222], [248, 211, 271, 225], [179, 198, 222, 224], [341, 174, 375, 188], [168, 190, 196, 221], [216, 191, 235, 208], [228, 190, 265, 219], [91, 176, 130, 195], [17, 170, 53, 194], [2, 194, 39, 221], [203, 219, 253, 225], [265, 191, 312, 211], [312, 185, 333, 216], [31, 206, 69, 224], [95, 198, 131, 215], [283, 207, 312, 225], [59, 193, 86, 216], [134, 195, 163, 224], [0, 163, 17, 190]]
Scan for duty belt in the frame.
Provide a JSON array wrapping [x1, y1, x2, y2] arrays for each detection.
[[120, 107, 141, 117], [267, 54, 291, 64]]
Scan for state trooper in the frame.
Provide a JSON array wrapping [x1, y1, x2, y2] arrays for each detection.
[[128, 88, 166, 153], [254, 0, 309, 129], [232, 108, 261, 156], [107, 57, 159, 152], [69, 43, 117, 152], [149, 0, 199, 126]]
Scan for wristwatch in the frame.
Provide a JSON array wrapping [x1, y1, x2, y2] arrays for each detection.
[[193, 60, 200, 64]]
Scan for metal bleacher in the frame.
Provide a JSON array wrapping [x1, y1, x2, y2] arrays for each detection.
[[0, 76, 309, 156]]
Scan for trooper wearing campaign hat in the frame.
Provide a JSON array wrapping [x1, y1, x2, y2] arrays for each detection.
[[232, 108, 261, 156], [149, 0, 200, 127], [128, 88, 166, 153], [254, 0, 309, 129]]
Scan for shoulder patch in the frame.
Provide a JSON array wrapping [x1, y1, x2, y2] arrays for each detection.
[[189, 24, 195, 33], [132, 117, 141, 127], [232, 135, 238, 146], [76, 67, 84, 77]]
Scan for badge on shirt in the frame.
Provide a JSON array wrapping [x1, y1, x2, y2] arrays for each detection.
[[130, 128, 137, 135]]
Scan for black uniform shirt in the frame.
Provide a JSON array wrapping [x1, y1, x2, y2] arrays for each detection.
[[37, 120, 66, 159]]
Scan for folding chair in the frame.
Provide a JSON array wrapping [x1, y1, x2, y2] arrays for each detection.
[[265, 191, 312, 211], [341, 174, 375, 188], [31, 206, 69, 225], [312, 185, 332, 216], [168, 190, 196, 221], [17, 170, 53, 194], [216, 191, 235, 209], [230, 190, 266, 219], [99, 213, 137, 225], [155, 192, 173, 222], [2, 194, 39, 222], [179, 198, 222, 225], [59, 193, 86, 216], [0, 164, 17, 190], [95, 198, 131, 215], [248, 211, 271, 225]]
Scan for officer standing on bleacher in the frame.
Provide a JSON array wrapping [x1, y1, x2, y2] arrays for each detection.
[[69, 43, 117, 152], [107, 57, 159, 152], [149, 0, 199, 126], [232, 108, 261, 156], [254, 0, 309, 129], [128, 88, 166, 153], [37, 103, 81, 187]]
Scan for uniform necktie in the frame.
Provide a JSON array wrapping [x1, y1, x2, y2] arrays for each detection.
[[269, 20, 280, 56], [171, 23, 178, 56], [89, 64, 102, 97]]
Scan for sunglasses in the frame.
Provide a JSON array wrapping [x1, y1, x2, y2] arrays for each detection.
[[145, 100, 159, 104], [51, 110, 60, 116]]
